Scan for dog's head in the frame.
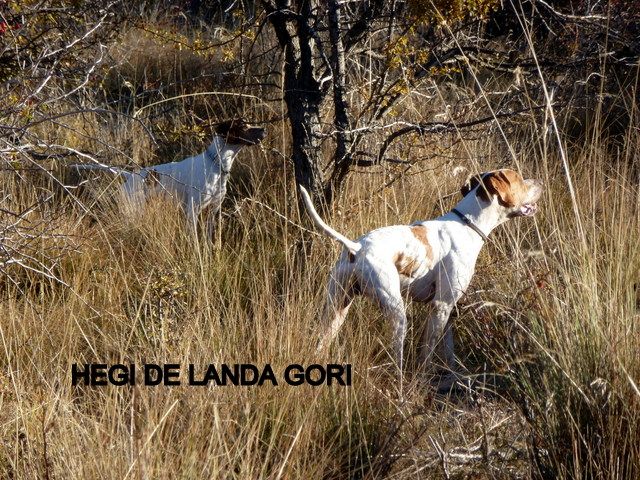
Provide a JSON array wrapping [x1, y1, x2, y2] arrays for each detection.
[[214, 118, 266, 146], [460, 169, 543, 217]]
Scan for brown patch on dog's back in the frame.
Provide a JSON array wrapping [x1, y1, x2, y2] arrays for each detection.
[[410, 225, 433, 264], [394, 252, 419, 277]]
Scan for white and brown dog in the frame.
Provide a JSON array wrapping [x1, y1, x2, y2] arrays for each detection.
[[301, 169, 543, 377], [73, 119, 266, 227]]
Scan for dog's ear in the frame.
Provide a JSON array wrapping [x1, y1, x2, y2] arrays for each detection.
[[483, 170, 520, 207], [214, 119, 234, 137], [214, 118, 265, 146], [226, 118, 249, 140], [461, 171, 522, 204], [214, 118, 248, 142], [462, 172, 508, 203]]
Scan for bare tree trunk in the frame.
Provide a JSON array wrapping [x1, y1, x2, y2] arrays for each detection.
[[263, 0, 324, 202], [263, 0, 409, 208], [324, 0, 352, 205]]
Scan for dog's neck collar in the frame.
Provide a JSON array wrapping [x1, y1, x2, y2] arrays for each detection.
[[451, 208, 490, 242]]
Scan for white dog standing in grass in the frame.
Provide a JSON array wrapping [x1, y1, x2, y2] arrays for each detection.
[[301, 169, 543, 385], [73, 118, 266, 228]]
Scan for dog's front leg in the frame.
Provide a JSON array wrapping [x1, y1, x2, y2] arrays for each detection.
[[185, 199, 199, 231], [419, 299, 455, 369], [419, 262, 470, 370]]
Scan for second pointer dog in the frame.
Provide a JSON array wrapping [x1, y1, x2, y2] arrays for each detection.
[[73, 118, 266, 228]]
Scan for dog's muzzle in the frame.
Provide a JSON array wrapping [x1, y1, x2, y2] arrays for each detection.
[[518, 179, 544, 216]]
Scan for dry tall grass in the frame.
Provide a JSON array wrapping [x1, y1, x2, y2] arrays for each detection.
[[1, 16, 639, 480]]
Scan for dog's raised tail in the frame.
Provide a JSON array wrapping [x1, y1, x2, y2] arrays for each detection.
[[299, 186, 361, 256]]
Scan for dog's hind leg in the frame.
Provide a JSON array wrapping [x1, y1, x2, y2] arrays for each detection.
[[379, 288, 407, 376], [317, 265, 354, 352], [359, 265, 407, 376]]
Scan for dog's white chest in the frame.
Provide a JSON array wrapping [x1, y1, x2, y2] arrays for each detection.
[[200, 173, 227, 207]]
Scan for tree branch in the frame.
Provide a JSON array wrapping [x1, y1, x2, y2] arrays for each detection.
[[377, 106, 547, 163]]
